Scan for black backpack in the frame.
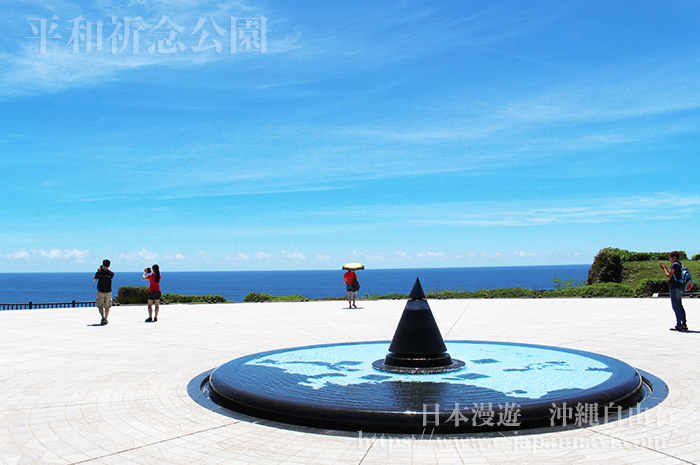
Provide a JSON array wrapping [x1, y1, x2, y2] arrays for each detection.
[[96, 269, 113, 292]]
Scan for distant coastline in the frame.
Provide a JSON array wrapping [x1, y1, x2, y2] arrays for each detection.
[[0, 265, 590, 304]]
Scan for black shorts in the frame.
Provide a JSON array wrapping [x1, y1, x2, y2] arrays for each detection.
[[148, 291, 161, 301]]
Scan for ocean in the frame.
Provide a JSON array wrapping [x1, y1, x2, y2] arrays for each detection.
[[0, 265, 590, 304]]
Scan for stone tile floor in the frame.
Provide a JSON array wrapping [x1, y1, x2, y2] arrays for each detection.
[[0, 297, 698, 464]]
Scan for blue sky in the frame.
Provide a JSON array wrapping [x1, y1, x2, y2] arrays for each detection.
[[1, 0, 699, 272]]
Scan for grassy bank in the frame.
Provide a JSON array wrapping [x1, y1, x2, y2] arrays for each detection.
[[622, 260, 700, 292]]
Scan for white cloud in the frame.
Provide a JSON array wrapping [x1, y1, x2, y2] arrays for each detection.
[[163, 252, 187, 260], [255, 251, 273, 260], [281, 250, 305, 261], [343, 251, 388, 264], [39, 249, 62, 258], [137, 248, 158, 261], [64, 249, 89, 261], [392, 251, 450, 262], [195, 251, 214, 262], [226, 252, 250, 262], [115, 248, 159, 263], [407, 193, 700, 228], [500, 58, 700, 125], [6, 249, 30, 260], [416, 251, 447, 259], [4, 248, 89, 263], [1, 44, 161, 98]]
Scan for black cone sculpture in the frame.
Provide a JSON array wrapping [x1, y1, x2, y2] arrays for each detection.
[[372, 278, 465, 374]]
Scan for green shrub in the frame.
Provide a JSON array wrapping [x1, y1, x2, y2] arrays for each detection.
[[544, 282, 634, 297], [426, 287, 467, 299], [635, 279, 668, 296], [269, 294, 307, 302], [692, 254, 700, 261], [655, 250, 687, 260], [552, 275, 584, 291], [617, 250, 661, 262], [244, 292, 272, 302], [160, 293, 226, 304], [117, 286, 149, 304], [117, 287, 227, 304], [243, 292, 308, 302], [426, 290, 470, 299], [598, 248, 688, 262], [587, 248, 623, 284], [424, 287, 542, 299], [484, 288, 537, 298]]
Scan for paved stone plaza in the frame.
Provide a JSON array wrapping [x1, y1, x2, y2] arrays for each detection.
[[1, 297, 698, 464]]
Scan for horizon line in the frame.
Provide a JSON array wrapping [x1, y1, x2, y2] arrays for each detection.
[[0, 263, 592, 274]]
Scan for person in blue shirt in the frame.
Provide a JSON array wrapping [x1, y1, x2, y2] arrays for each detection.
[[660, 251, 688, 331]]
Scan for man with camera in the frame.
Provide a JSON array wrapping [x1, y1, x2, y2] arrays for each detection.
[[660, 251, 688, 331]]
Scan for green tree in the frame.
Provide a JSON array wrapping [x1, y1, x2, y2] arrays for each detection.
[[587, 248, 623, 284]]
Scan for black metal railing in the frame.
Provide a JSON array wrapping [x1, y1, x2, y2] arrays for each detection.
[[0, 300, 95, 311]]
